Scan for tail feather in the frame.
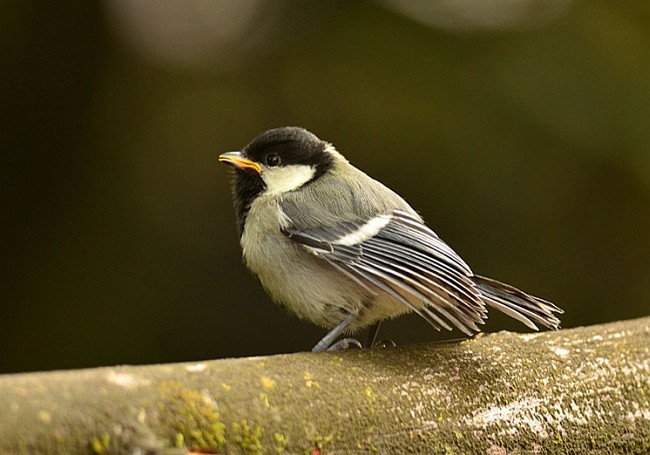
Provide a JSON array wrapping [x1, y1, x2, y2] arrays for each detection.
[[472, 275, 563, 331]]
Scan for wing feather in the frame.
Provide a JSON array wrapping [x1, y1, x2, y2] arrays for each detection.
[[357, 244, 485, 331], [361, 241, 483, 308], [282, 209, 487, 334], [339, 258, 449, 331]]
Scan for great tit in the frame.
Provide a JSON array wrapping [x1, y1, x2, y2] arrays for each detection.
[[219, 127, 563, 352]]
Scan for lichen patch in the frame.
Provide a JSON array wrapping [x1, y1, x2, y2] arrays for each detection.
[[105, 371, 150, 388]]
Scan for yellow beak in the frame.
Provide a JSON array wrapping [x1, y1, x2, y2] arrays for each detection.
[[218, 151, 262, 174]]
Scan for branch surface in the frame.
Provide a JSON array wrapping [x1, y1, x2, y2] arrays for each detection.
[[1, 317, 649, 454]]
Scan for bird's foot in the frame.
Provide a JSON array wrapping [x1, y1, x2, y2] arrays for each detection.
[[372, 339, 396, 349], [326, 337, 363, 351]]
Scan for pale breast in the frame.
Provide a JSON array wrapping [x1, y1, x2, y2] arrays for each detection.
[[240, 196, 370, 329]]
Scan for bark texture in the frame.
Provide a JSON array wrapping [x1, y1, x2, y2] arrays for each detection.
[[1, 317, 649, 454]]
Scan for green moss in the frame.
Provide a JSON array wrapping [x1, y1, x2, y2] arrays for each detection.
[[157, 381, 226, 450], [232, 419, 264, 454], [175, 433, 185, 448], [273, 433, 288, 454], [314, 433, 333, 449], [365, 385, 378, 415], [90, 433, 110, 454]]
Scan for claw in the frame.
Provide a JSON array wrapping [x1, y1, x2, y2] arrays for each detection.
[[326, 338, 363, 351], [373, 339, 397, 349]]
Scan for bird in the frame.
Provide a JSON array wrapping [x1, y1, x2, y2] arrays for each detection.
[[219, 127, 563, 352]]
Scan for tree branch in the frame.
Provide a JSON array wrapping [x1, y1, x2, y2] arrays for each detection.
[[1, 317, 649, 454]]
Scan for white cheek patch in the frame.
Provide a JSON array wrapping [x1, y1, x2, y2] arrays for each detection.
[[333, 214, 392, 246], [262, 164, 317, 195]]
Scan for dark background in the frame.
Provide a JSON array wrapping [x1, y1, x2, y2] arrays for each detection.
[[2, 1, 649, 373]]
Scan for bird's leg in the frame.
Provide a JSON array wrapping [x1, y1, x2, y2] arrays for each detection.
[[365, 321, 397, 348], [365, 322, 382, 348], [312, 314, 358, 352]]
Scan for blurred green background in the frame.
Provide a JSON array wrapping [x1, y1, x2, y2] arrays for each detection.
[[2, 1, 649, 373]]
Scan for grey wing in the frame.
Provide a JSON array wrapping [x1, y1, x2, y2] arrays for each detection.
[[281, 209, 489, 335]]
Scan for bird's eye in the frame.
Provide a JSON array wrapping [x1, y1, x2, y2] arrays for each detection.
[[266, 154, 281, 167]]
